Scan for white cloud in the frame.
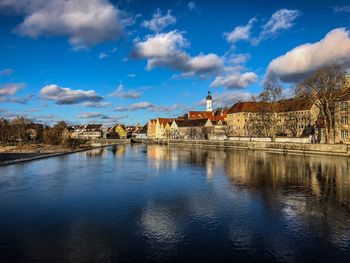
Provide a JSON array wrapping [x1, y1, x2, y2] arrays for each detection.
[[224, 18, 256, 45], [132, 31, 223, 76], [76, 112, 103, 119], [40, 84, 103, 105], [0, 97, 28, 104], [187, 2, 196, 11], [0, 82, 25, 96], [0, 83, 30, 104], [0, 68, 14, 76], [334, 6, 350, 13], [98, 52, 108, 59], [141, 9, 176, 32], [76, 112, 127, 124], [115, 101, 154, 111], [211, 72, 258, 89], [82, 101, 112, 108], [115, 101, 184, 113], [132, 30, 188, 59], [265, 28, 350, 83], [225, 9, 300, 46], [226, 53, 250, 65], [0, 0, 125, 49], [109, 84, 141, 99], [255, 9, 300, 44]]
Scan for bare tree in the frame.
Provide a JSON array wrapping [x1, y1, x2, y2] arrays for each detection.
[[246, 81, 283, 140], [297, 65, 347, 143]]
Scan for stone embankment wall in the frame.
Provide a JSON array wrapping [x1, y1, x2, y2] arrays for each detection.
[[165, 139, 350, 157], [228, 137, 311, 143], [90, 139, 130, 147]]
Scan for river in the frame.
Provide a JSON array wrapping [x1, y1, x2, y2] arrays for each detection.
[[0, 144, 350, 262]]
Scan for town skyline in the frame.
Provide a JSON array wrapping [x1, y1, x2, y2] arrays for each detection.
[[0, 0, 350, 126]]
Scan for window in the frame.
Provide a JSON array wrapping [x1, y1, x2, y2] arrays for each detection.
[[341, 116, 349, 125], [341, 130, 349, 139], [341, 102, 349, 111]]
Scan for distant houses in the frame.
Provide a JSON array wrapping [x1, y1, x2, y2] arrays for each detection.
[[146, 92, 229, 140], [66, 123, 143, 140]]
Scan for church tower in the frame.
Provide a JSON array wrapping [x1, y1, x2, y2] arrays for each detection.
[[206, 91, 212, 112]]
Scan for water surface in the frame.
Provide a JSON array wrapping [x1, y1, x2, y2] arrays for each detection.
[[1, 145, 350, 262]]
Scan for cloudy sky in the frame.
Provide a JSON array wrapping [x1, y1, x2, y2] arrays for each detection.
[[0, 0, 349, 126]]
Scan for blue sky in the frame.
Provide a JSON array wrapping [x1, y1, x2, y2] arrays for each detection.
[[0, 0, 349, 126]]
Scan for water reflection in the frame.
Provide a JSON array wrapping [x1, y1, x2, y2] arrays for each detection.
[[1, 145, 350, 262], [154, 145, 350, 253]]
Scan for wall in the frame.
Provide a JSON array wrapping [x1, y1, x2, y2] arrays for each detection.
[[90, 139, 130, 146], [167, 139, 350, 157]]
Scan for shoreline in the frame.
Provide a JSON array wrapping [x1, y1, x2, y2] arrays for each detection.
[[0, 139, 131, 166], [149, 139, 350, 157], [0, 146, 102, 166]]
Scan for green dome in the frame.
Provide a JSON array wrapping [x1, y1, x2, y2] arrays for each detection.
[[206, 91, 212, 100]]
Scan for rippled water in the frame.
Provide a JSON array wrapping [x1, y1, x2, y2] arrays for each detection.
[[1, 144, 350, 262]]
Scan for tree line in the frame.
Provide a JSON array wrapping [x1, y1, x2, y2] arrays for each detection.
[[0, 118, 83, 146]]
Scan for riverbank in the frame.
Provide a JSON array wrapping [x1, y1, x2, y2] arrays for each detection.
[[0, 144, 94, 166], [155, 139, 350, 157], [0, 140, 130, 166]]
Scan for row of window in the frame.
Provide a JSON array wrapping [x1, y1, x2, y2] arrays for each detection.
[[341, 116, 349, 125], [341, 130, 349, 139], [340, 102, 349, 111]]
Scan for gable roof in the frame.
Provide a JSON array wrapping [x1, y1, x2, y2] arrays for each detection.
[[174, 119, 211, 127], [141, 124, 148, 133], [84, 124, 103, 131]]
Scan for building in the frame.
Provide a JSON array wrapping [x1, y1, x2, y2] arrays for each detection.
[[69, 124, 106, 140], [147, 119, 156, 139], [155, 118, 173, 139], [335, 90, 350, 144], [188, 91, 228, 123], [107, 124, 127, 139], [135, 124, 148, 140], [170, 119, 213, 140], [206, 91, 212, 112], [226, 98, 319, 138]]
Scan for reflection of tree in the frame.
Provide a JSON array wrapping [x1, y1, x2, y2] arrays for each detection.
[[86, 148, 106, 157], [146, 144, 350, 245]]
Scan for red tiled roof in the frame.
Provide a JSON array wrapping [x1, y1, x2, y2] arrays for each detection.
[[188, 111, 215, 120], [175, 119, 211, 127], [158, 118, 173, 125], [228, 98, 314, 114]]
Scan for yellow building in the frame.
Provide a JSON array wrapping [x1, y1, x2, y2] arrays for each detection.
[[115, 124, 127, 139], [226, 98, 319, 138]]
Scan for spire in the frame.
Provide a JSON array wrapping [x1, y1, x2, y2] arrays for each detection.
[[206, 91, 212, 100], [206, 90, 213, 112]]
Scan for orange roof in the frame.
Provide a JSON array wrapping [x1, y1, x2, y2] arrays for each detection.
[[228, 98, 314, 114], [188, 111, 215, 120], [175, 119, 210, 127], [157, 118, 173, 125]]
